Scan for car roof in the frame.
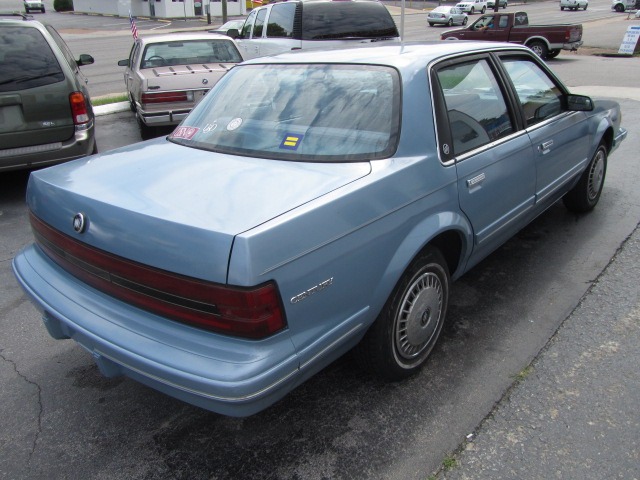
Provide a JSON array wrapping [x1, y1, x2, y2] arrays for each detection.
[[136, 32, 234, 45], [242, 42, 530, 69]]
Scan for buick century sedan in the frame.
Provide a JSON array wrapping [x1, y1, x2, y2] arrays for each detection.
[[14, 42, 626, 417]]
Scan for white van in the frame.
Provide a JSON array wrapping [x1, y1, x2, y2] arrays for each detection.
[[229, 0, 399, 60]]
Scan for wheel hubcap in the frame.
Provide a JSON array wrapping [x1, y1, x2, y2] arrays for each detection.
[[588, 149, 605, 201], [395, 272, 443, 360]]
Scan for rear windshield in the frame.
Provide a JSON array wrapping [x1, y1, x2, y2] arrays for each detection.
[[0, 26, 64, 92], [169, 63, 400, 162], [140, 39, 243, 68], [302, 2, 399, 40]]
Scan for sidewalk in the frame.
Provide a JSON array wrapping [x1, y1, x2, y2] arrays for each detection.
[[436, 224, 640, 479]]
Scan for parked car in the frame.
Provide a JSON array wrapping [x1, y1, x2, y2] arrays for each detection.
[[23, 0, 45, 13], [455, 0, 487, 14], [428, 6, 468, 26], [228, 0, 399, 60], [0, 14, 96, 172], [117, 33, 243, 139], [441, 11, 583, 59], [486, 0, 508, 8], [560, 0, 588, 10], [14, 42, 626, 417], [209, 19, 245, 36], [611, 0, 639, 11]]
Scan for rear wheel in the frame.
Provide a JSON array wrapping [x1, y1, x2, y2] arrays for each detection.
[[354, 247, 450, 380], [137, 115, 156, 140], [561, 6, 565, 9], [614, 3, 625, 11], [481, 6, 486, 13], [563, 144, 607, 213], [547, 49, 561, 59], [429, 22, 435, 26], [528, 40, 548, 59]]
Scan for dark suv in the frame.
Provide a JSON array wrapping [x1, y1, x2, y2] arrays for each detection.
[[0, 14, 96, 172]]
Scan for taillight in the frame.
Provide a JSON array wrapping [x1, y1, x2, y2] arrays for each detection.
[[30, 213, 287, 339], [141, 91, 194, 104], [69, 91, 89, 125]]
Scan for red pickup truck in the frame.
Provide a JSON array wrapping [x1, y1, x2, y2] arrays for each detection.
[[440, 11, 583, 59]]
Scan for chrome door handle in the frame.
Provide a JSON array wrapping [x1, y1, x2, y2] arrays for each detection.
[[539, 140, 554, 153]]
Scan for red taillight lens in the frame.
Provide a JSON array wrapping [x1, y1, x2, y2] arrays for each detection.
[[69, 91, 89, 125], [141, 91, 191, 104], [30, 213, 287, 339]]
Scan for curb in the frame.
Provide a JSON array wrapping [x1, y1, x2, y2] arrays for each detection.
[[94, 102, 130, 116]]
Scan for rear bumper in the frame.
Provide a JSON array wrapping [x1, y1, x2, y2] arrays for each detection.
[[13, 244, 302, 417], [562, 40, 583, 51], [0, 122, 95, 172], [139, 109, 191, 127]]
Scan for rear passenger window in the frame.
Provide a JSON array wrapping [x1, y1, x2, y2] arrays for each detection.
[[0, 26, 64, 92], [501, 58, 564, 127], [267, 3, 296, 38], [436, 58, 514, 156]]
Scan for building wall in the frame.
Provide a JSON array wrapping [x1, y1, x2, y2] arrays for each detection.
[[72, 0, 245, 19]]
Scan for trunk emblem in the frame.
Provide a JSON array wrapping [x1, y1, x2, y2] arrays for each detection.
[[73, 213, 87, 233], [202, 78, 209, 85]]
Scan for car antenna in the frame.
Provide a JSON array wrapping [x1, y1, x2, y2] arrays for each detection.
[[400, 0, 405, 49]]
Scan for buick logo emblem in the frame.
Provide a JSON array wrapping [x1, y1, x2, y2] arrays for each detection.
[[73, 213, 87, 233]]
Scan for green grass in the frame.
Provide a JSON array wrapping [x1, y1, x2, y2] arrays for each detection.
[[92, 94, 128, 106]]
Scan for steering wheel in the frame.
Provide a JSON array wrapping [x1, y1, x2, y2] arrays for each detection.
[[146, 55, 166, 65]]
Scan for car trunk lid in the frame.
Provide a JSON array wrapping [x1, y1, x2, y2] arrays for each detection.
[[27, 139, 371, 283], [0, 81, 76, 149]]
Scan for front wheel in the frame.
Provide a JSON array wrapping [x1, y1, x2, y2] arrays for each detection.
[[560, 6, 565, 9], [470, 6, 475, 13], [614, 3, 625, 11], [463, 16, 468, 24], [447, 18, 453, 26], [429, 22, 435, 26], [528, 40, 548, 59], [563, 144, 607, 213], [481, 6, 486, 13], [354, 247, 450, 380]]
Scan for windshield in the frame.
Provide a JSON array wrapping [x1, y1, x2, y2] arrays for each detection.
[[168, 64, 401, 162], [140, 39, 243, 68], [0, 26, 64, 92]]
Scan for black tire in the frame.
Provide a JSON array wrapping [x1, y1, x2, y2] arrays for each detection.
[[561, 6, 565, 9], [615, 3, 625, 11], [25, 8, 29, 12], [470, 6, 475, 14], [447, 18, 453, 26], [563, 144, 607, 213], [583, 4, 587, 9], [463, 16, 468, 25], [528, 40, 548, 59], [137, 115, 156, 140], [128, 93, 136, 113], [547, 49, 561, 58], [42, 7, 45, 12], [481, 6, 486, 13], [354, 247, 450, 380]]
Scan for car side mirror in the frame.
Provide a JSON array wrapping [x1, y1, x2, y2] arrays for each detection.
[[118, 59, 130, 67], [226, 28, 240, 39], [566, 94, 594, 112], [77, 54, 94, 67]]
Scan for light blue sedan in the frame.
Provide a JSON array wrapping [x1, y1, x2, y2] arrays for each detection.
[[13, 42, 626, 417]]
